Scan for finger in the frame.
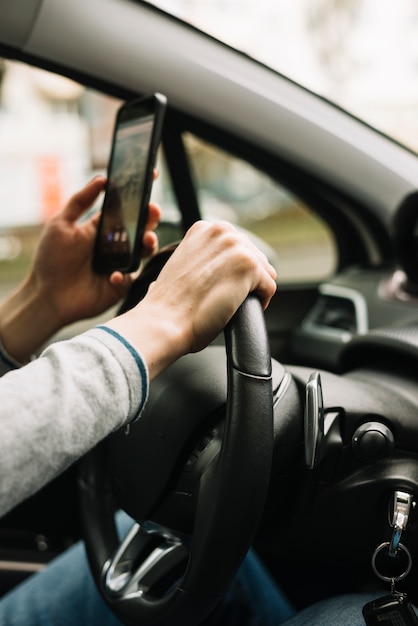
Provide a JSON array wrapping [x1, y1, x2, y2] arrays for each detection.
[[146, 202, 161, 231], [238, 231, 277, 283], [238, 240, 277, 308], [109, 271, 133, 295], [142, 231, 159, 258], [89, 211, 101, 227], [253, 273, 277, 310], [62, 176, 106, 223], [252, 246, 277, 282], [213, 223, 277, 310]]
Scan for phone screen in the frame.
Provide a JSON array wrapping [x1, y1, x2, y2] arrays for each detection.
[[93, 93, 166, 273]]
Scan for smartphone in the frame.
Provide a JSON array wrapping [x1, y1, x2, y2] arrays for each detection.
[[92, 93, 167, 273]]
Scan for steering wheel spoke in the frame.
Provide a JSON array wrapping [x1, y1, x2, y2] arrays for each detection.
[[104, 522, 189, 600]]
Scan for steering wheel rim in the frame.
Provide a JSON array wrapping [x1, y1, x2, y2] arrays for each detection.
[[79, 252, 274, 626]]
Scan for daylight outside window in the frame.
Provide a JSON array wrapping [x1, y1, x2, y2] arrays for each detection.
[[184, 133, 336, 283], [150, 0, 418, 154]]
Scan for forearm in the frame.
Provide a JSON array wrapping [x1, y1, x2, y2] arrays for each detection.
[[0, 327, 148, 518]]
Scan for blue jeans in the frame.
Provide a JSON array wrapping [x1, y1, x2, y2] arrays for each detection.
[[0, 512, 375, 625]]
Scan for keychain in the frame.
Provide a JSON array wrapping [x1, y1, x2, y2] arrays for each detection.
[[363, 542, 418, 624], [363, 491, 418, 625], [363, 592, 418, 625]]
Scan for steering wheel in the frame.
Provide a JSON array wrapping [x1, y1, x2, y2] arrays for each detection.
[[79, 249, 275, 626]]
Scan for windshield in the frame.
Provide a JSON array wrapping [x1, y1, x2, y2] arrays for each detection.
[[148, 0, 418, 154]]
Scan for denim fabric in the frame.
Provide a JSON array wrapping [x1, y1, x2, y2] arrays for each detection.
[[204, 548, 294, 626], [281, 593, 378, 625], [0, 539, 122, 625], [0, 511, 374, 625]]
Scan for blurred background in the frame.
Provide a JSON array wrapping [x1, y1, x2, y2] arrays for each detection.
[[1, 0, 417, 292], [152, 0, 418, 150]]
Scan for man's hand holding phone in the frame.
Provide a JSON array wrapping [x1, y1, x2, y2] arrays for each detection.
[[0, 176, 161, 364], [31, 175, 161, 321], [0, 92, 167, 363]]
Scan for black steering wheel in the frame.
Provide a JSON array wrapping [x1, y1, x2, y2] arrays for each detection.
[[79, 249, 274, 626]]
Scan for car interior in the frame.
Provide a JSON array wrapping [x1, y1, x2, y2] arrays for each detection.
[[2, 0, 418, 623]]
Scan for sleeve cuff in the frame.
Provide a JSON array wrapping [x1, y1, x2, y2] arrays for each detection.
[[95, 325, 149, 423]]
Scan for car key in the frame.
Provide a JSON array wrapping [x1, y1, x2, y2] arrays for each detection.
[[363, 593, 418, 625]]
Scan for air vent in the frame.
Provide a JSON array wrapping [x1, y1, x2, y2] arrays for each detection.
[[302, 284, 368, 339], [308, 295, 356, 332]]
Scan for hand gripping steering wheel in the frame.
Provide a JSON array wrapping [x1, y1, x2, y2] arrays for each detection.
[[79, 250, 274, 626]]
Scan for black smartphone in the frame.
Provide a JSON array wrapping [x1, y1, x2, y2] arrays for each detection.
[[92, 93, 167, 273]]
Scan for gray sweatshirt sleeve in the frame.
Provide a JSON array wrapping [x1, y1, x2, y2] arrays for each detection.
[[0, 326, 149, 518]]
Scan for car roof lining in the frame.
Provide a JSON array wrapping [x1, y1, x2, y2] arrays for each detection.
[[0, 0, 42, 49]]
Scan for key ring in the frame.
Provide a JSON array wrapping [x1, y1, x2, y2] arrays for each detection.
[[372, 541, 412, 583]]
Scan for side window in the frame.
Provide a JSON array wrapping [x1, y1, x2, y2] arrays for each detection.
[[0, 58, 335, 299], [0, 60, 121, 294], [183, 134, 337, 283], [0, 59, 178, 299]]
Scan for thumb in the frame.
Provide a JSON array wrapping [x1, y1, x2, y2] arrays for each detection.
[[62, 176, 106, 223]]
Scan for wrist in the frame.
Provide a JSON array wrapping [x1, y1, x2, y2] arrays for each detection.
[[0, 274, 62, 363], [104, 300, 188, 381]]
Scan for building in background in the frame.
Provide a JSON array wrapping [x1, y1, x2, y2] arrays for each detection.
[[0, 61, 119, 230]]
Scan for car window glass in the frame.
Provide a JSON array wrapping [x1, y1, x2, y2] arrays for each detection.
[[152, 151, 183, 248], [183, 133, 337, 283], [0, 59, 179, 301], [0, 58, 335, 298]]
